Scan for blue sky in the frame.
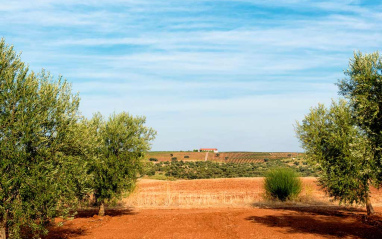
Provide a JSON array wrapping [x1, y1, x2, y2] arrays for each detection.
[[1, 0, 381, 152]]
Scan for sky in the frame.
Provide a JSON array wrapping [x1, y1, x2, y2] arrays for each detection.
[[1, 0, 381, 152]]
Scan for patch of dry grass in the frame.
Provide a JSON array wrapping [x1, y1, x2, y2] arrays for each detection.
[[120, 178, 382, 209], [124, 191, 260, 208]]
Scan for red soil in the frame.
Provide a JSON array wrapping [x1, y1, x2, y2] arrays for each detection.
[[46, 208, 382, 239], [45, 178, 382, 239], [135, 177, 264, 194]]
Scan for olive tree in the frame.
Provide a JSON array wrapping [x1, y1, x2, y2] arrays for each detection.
[[296, 52, 382, 215], [337, 51, 382, 183], [0, 39, 90, 238], [296, 100, 376, 215], [84, 112, 156, 216]]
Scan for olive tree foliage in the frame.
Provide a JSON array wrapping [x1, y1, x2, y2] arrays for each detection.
[[337, 51, 382, 182], [296, 100, 376, 214], [296, 52, 382, 215], [0, 39, 90, 238], [82, 112, 156, 216]]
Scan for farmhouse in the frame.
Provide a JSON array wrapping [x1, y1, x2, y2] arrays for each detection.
[[199, 148, 218, 153]]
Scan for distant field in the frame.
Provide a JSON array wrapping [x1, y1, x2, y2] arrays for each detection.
[[146, 151, 302, 163], [143, 151, 314, 179]]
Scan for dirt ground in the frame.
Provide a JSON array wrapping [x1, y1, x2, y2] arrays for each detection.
[[46, 178, 382, 239], [122, 177, 382, 208]]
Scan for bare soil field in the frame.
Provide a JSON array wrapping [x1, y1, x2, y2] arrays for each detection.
[[46, 178, 382, 239], [122, 177, 382, 208]]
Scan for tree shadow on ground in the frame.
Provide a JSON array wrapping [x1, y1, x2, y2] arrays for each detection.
[[43, 227, 86, 239], [252, 202, 365, 217], [75, 208, 137, 218], [43, 208, 136, 238], [247, 204, 382, 239]]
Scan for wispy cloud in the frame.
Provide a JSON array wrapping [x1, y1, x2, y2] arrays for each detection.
[[1, 0, 381, 151]]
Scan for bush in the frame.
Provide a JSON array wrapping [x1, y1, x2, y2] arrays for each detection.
[[264, 167, 302, 201], [149, 158, 158, 161], [146, 168, 156, 176], [184, 155, 189, 158], [171, 157, 178, 161]]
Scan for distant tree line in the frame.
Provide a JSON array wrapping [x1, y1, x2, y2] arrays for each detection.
[[143, 160, 317, 180]]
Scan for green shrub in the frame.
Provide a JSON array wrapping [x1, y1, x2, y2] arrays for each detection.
[[184, 155, 190, 158], [149, 158, 158, 161], [264, 167, 302, 201], [171, 157, 178, 161], [146, 169, 156, 176]]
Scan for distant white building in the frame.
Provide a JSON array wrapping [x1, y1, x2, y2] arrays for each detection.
[[199, 148, 218, 153]]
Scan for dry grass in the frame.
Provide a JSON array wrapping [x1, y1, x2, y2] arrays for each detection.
[[124, 191, 260, 209], [121, 177, 382, 209]]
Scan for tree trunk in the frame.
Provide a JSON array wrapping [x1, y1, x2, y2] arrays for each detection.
[[366, 195, 375, 216], [98, 203, 105, 217], [0, 220, 6, 239]]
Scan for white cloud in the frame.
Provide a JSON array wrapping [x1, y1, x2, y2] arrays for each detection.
[[1, 0, 380, 151]]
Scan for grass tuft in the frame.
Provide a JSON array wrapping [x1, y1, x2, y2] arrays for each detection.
[[264, 167, 302, 201]]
